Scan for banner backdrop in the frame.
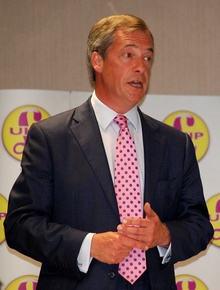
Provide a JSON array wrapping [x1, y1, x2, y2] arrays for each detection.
[[0, 90, 219, 290]]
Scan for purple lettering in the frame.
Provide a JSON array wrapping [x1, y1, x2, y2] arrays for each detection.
[[209, 213, 220, 222], [18, 110, 42, 127], [33, 111, 42, 122], [18, 112, 29, 126], [10, 127, 29, 138], [194, 132, 204, 139], [0, 212, 7, 220], [177, 279, 196, 290], [213, 228, 220, 240], [188, 132, 204, 140], [13, 142, 25, 155], [18, 281, 37, 290], [10, 127, 22, 135], [173, 115, 195, 131]]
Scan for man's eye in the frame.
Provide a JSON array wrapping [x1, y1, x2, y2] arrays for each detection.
[[124, 52, 133, 58], [144, 56, 152, 62]]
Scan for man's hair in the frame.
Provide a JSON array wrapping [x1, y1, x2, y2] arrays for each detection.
[[87, 14, 154, 88]]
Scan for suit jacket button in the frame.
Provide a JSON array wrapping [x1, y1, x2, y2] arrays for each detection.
[[108, 272, 116, 279]]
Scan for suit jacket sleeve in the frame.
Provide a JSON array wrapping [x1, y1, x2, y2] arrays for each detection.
[[145, 125, 213, 264], [4, 119, 88, 279], [165, 133, 213, 263]]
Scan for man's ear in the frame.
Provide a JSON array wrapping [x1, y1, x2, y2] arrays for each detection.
[[91, 51, 103, 73]]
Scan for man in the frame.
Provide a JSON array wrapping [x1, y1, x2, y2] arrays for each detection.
[[4, 14, 213, 290]]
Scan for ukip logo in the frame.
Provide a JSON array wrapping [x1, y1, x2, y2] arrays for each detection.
[[0, 194, 8, 244], [207, 193, 220, 247], [2, 105, 50, 160], [176, 274, 208, 289], [163, 111, 209, 161], [5, 275, 38, 290]]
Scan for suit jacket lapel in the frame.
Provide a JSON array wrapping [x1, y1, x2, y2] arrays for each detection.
[[69, 98, 119, 218], [139, 111, 167, 205], [69, 100, 166, 218]]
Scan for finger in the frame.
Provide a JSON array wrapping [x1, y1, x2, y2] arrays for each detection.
[[119, 203, 155, 225], [120, 234, 149, 251], [117, 224, 151, 248], [120, 217, 147, 227], [144, 202, 156, 218], [118, 223, 147, 235]]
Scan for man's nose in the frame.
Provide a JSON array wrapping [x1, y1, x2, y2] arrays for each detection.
[[133, 57, 146, 73]]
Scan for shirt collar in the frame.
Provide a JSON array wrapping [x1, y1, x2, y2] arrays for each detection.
[[91, 91, 139, 131]]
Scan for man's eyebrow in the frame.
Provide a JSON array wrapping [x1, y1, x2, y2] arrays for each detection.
[[147, 48, 154, 53], [124, 44, 154, 53]]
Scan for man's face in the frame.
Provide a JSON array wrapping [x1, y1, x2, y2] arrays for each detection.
[[92, 29, 154, 113]]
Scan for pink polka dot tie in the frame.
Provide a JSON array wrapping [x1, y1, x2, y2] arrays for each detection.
[[114, 115, 146, 285]]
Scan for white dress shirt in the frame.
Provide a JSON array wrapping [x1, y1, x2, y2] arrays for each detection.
[[77, 92, 171, 273]]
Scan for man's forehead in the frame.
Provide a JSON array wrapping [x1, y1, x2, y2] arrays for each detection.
[[115, 29, 154, 50]]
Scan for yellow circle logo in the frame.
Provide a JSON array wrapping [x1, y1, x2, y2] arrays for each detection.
[[163, 111, 209, 161], [2, 105, 50, 160], [176, 274, 208, 289], [207, 193, 220, 247], [0, 194, 8, 243], [5, 275, 38, 290]]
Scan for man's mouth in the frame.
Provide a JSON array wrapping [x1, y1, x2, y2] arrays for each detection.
[[128, 81, 143, 88]]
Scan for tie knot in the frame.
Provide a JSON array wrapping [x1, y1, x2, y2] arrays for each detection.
[[114, 115, 128, 129]]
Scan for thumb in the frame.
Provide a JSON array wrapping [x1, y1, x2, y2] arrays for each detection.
[[144, 202, 155, 218]]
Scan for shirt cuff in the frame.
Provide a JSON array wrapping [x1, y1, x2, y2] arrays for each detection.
[[77, 233, 95, 273], [157, 243, 172, 264]]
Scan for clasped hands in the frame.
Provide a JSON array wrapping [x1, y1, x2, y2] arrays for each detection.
[[91, 203, 171, 265]]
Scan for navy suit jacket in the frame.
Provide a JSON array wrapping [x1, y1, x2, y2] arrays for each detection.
[[4, 98, 213, 290]]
